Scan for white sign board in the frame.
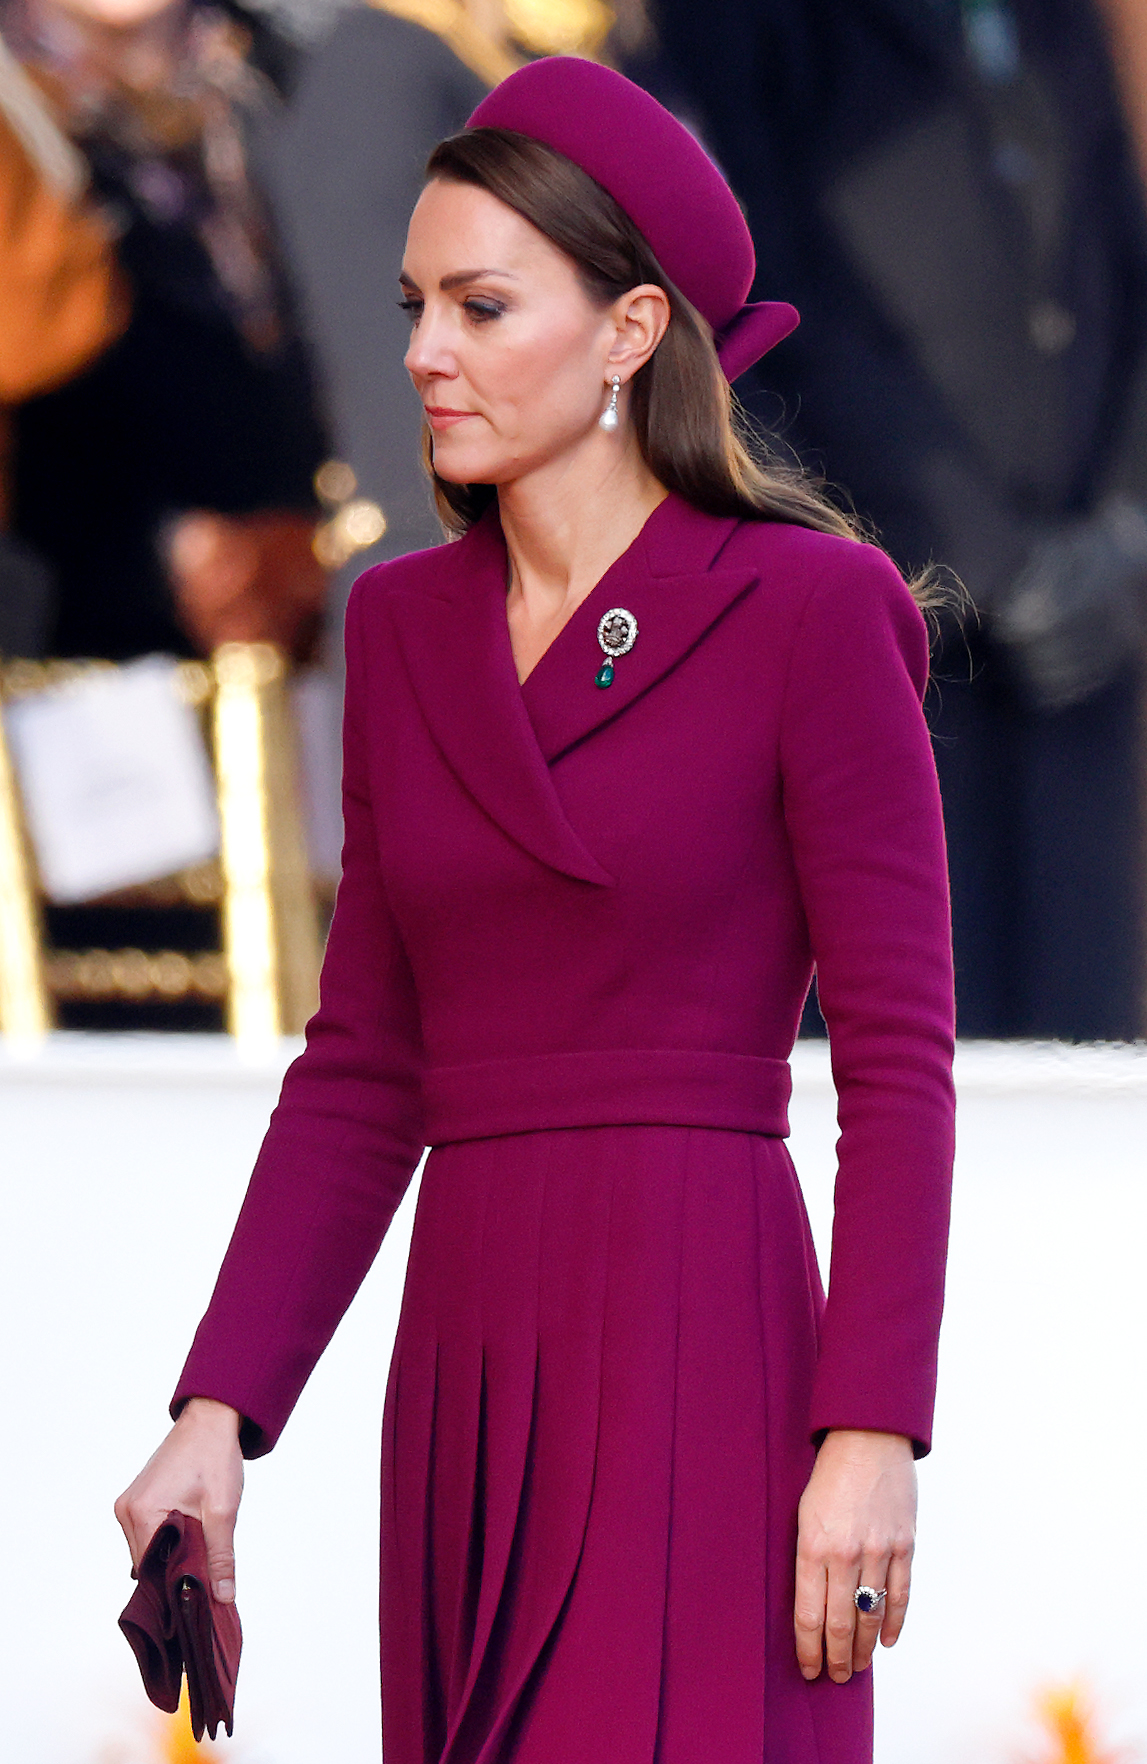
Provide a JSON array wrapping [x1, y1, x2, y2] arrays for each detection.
[[4, 656, 220, 902]]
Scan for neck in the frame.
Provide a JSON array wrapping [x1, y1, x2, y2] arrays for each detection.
[[498, 433, 667, 617]]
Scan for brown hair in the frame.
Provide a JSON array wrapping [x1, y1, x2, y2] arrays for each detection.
[[421, 128, 943, 610]]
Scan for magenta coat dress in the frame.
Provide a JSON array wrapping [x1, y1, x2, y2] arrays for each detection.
[[174, 492, 956, 1764]]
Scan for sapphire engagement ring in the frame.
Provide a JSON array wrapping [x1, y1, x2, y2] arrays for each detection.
[[853, 1586, 887, 1615]]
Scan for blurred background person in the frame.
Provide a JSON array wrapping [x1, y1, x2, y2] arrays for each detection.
[[640, 0, 1147, 1041], [1, 0, 329, 665], [261, 0, 614, 664], [0, 32, 127, 656]]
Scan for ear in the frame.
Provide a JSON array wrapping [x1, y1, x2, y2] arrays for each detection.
[[606, 284, 671, 379]]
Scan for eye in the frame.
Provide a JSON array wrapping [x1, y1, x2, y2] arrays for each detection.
[[464, 298, 505, 324], [397, 297, 423, 323]]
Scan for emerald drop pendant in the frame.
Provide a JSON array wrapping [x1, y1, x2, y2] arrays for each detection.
[[594, 607, 637, 690]]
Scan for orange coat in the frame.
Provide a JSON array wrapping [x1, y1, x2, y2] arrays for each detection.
[[0, 66, 127, 523]]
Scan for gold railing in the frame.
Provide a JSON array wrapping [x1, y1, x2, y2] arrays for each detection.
[[0, 643, 322, 1048], [213, 643, 322, 1043], [0, 695, 50, 1046]]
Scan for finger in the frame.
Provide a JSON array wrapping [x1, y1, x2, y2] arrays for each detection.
[[114, 1490, 165, 1572], [851, 1561, 891, 1674], [880, 1546, 913, 1648], [113, 1491, 141, 1569], [793, 1555, 828, 1681], [824, 1558, 861, 1683], [202, 1503, 238, 1604]]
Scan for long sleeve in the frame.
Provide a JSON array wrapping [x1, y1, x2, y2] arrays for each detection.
[[778, 543, 955, 1455], [173, 585, 426, 1455]]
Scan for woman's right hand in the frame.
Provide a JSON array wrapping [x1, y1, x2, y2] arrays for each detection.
[[114, 1397, 245, 1602]]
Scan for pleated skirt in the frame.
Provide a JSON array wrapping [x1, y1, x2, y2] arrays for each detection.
[[380, 1126, 874, 1764]]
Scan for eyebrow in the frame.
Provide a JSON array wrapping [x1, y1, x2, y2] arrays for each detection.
[[399, 268, 519, 292]]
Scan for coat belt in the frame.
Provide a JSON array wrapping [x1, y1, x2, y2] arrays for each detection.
[[422, 1048, 792, 1144]]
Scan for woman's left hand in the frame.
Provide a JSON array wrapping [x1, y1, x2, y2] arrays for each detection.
[[794, 1428, 917, 1684]]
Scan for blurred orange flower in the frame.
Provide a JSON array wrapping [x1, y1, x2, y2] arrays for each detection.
[[1020, 1682, 1138, 1764], [158, 1681, 229, 1762]]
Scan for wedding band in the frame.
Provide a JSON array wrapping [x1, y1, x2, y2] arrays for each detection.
[[854, 1585, 887, 1615]]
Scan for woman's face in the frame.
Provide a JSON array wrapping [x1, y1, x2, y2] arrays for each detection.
[[400, 178, 627, 490]]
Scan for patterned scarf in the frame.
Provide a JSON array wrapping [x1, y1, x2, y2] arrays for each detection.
[[3, 0, 283, 348]]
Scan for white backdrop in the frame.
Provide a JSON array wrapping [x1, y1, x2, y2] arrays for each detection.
[[1, 1035, 1144, 1763]]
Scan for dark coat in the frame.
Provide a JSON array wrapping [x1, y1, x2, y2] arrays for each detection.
[[261, 8, 487, 593], [645, 0, 1147, 1036], [650, 0, 1147, 590]]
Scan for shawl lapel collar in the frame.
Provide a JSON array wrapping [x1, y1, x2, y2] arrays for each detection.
[[386, 496, 759, 885], [387, 511, 615, 887], [520, 496, 758, 763]]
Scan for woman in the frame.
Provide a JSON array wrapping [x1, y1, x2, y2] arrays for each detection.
[[116, 57, 955, 1764]]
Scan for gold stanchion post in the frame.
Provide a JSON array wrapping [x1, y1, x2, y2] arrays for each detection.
[[0, 684, 52, 1045], [212, 643, 322, 1046]]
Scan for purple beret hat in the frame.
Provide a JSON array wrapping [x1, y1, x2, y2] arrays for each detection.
[[466, 57, 799, 382]]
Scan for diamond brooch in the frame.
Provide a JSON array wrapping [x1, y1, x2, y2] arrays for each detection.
[[595, 607, 638, 688]]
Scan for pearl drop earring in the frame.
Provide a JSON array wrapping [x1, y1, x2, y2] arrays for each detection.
[[599, 375, 621, 432]]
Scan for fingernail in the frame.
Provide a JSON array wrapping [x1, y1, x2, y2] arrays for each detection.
[[215, 1579, 235, 1603]]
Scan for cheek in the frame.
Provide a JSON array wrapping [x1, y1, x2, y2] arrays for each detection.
[[480, 324, 603, 438]]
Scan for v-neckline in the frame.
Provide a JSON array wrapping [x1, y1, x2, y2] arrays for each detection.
[[509, 495, 672, 693]]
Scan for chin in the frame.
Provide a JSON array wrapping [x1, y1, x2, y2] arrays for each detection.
[[432, 462, 482, 486], [431, 443, 494, 486]]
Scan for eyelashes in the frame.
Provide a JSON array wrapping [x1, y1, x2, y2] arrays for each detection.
[[396, 297, 506, 325]]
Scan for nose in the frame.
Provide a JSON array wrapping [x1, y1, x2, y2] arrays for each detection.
[[404, 301, 458, 385]]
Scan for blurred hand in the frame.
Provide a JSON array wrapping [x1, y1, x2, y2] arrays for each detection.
[[794, 1428, 916, 1684], [992, 498, 1147, 712], [114, 1396, 244, 1602], [164, 509, 328, 662]]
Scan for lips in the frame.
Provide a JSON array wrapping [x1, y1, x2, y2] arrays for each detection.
[[425, 407, 476, 431]]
